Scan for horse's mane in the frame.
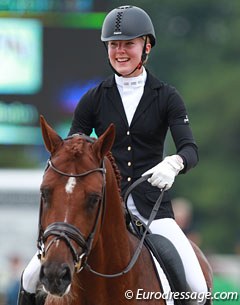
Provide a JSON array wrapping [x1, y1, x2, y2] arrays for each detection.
[[106, 151, 122, 195]]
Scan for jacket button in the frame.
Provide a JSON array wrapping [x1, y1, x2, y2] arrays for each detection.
[[127, 131, 130, 135], [127, 177, 131, 182], [128, 162, 131, 167], [127, 146, 131, 151]]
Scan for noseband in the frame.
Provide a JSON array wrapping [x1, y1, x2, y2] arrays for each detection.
[[37, 154, 106, 273]]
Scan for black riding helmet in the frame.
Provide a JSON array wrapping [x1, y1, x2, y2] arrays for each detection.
[[101, 5, 156, 76], [101, 5, 156, 46]]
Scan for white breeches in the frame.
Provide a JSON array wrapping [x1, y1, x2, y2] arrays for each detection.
[[127, 194, 208, 303]]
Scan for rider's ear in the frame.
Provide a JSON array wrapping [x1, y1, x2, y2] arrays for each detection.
[[40, 115, 63, 154], [93, 123, 115, 160]]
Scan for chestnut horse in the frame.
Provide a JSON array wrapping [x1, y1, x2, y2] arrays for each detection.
[[37, 116, 212, 305]]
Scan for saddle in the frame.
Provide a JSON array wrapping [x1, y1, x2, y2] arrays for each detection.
[[128, 214, 189, 305]]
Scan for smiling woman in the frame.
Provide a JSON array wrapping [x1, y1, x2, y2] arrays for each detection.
[[101, 6, 155, 77], [107, 37, 151, 77]]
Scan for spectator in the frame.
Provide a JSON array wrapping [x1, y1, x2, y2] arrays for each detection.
[[172, 197, 202, 246], [5, 256, 22, 305]]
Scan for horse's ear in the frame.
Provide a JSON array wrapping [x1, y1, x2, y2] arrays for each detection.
[[40, 115, 63, 154], [93, 124, 115, 160]]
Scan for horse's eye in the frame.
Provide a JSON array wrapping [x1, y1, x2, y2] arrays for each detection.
[[86, 193, 101, 211], [40, 188, 51, 204]]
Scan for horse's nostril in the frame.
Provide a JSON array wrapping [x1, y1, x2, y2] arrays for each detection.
[[39, 265, 46, 282], [60, 264, 71, 281], [40, 263, 72, 296], [39, 266, 50, 290], [56, 264, 71, 285]]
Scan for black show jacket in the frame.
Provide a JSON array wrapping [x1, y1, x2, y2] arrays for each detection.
[[69, 70, 198, 219]]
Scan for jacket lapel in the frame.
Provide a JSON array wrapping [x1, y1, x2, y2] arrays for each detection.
[[130, 72, 161, 127], [102, 72, 162, 128], [104, 76, 129, 127]]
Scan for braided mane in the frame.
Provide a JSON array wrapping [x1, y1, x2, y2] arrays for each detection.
[[106, 151, 122, 194]]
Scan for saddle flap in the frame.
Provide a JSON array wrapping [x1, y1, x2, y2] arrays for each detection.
[[144, 234, 188, 295]]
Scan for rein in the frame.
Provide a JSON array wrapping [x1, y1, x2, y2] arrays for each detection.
[[84, 175, 165, 278], [37, 139, 165, 277]]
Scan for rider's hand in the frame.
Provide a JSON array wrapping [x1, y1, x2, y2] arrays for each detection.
[[142, 155, 184, 190]]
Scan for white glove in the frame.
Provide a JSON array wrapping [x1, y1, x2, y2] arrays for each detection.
[[142, 155, 184, 190]]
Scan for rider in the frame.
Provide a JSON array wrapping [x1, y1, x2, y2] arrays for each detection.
[[18, 5, 208, 305]]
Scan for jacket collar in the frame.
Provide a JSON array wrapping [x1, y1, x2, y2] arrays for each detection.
[[103, 70, 163, 127]]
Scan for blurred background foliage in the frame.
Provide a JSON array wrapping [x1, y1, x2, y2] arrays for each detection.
[[109, 0, 240, 253]]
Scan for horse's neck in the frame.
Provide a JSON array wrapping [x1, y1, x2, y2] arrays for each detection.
[[89, 161, 133, 267], [101, 194, 130, 249]]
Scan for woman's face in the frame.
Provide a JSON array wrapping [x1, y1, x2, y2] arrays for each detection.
[[108, 37, 151, 77]]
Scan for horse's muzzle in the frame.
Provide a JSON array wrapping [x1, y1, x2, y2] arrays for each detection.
[[39, 261, 72, 296]]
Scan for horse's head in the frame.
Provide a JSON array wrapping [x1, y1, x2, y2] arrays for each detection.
[[38, 116, 115, 297]]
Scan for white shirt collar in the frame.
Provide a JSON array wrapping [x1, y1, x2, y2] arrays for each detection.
[[115, 67, 147, 89]]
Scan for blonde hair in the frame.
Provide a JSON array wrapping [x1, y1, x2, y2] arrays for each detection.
[[141, 36, 151, 64]]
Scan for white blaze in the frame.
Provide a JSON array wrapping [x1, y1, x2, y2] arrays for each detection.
[[65, 177, 76, 194]]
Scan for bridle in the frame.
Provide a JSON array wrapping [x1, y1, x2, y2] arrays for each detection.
[[37, 136, 107, 273], [37, 134, 165, 278]]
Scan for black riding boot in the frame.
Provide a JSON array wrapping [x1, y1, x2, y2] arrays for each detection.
[[18, 287, 47, 305], [18, 270, 47, 305], [18, 287, 36, 305]]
